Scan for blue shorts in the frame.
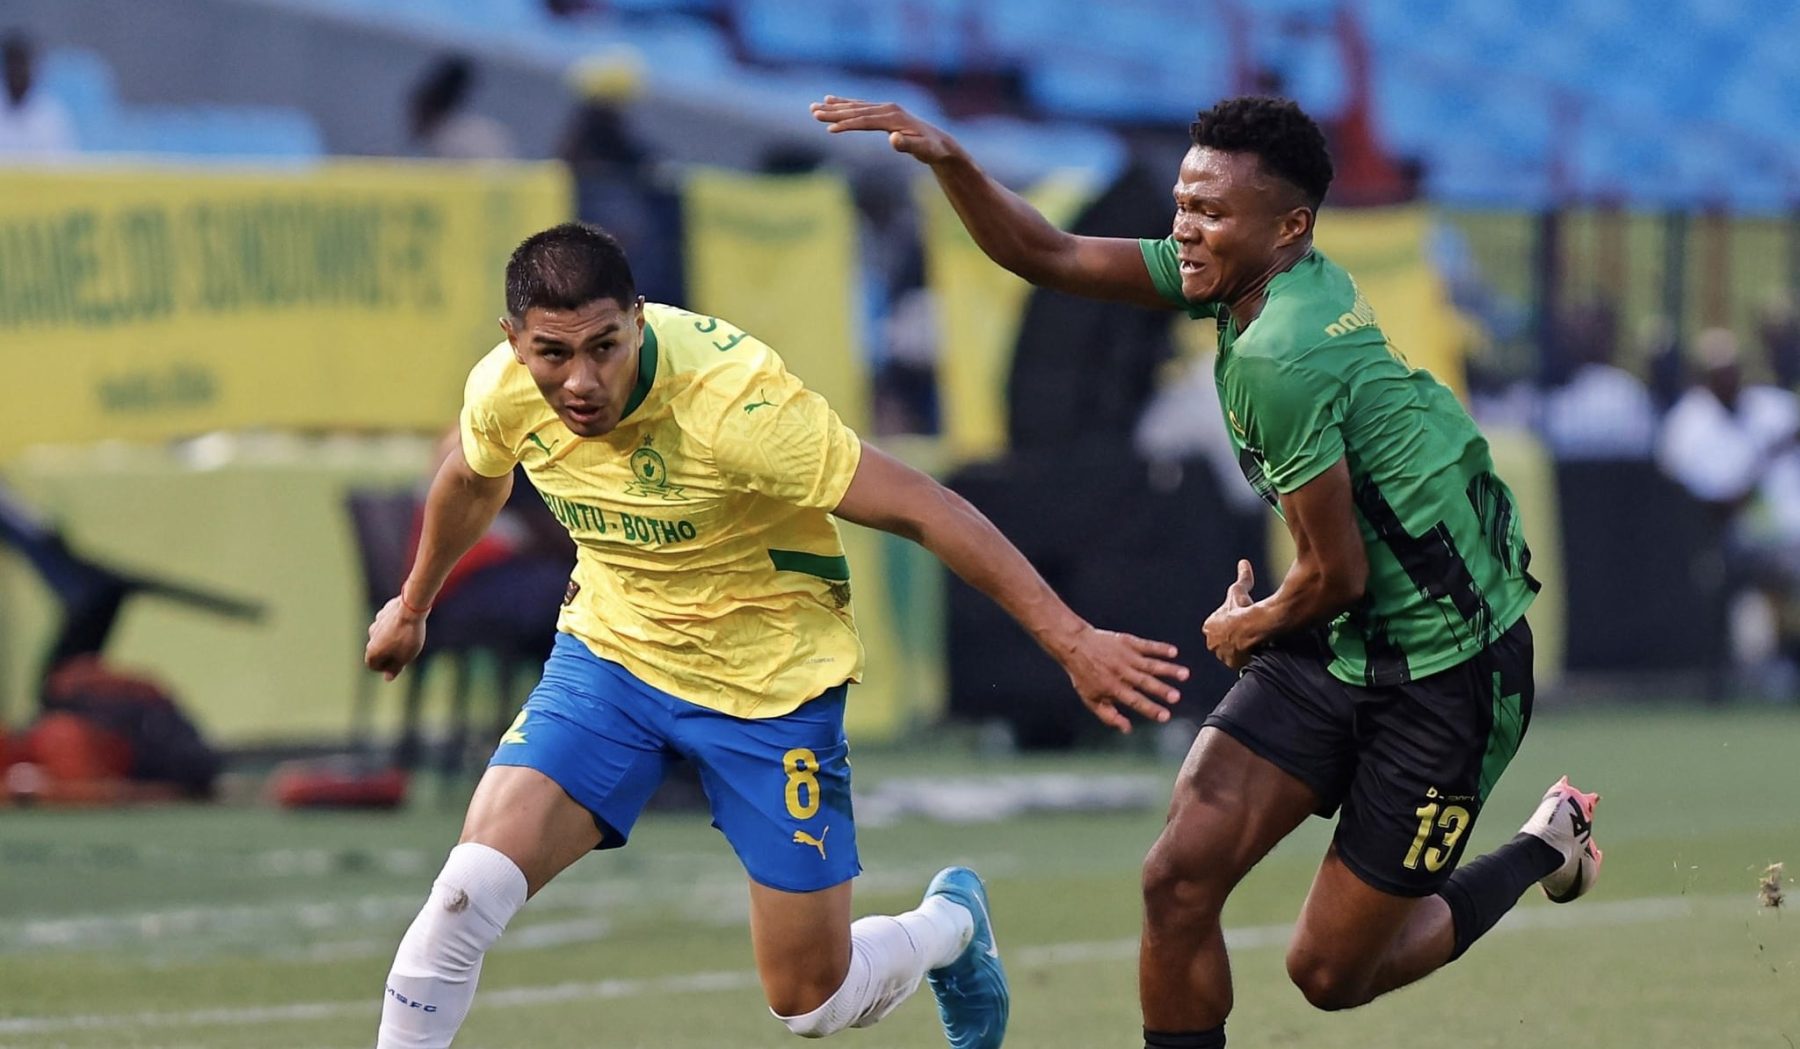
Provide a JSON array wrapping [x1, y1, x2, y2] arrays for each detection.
[[490, 633, 860, 893]]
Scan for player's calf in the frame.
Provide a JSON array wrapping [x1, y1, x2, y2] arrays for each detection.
[[771, 888, 975, 1040], [377, 843, 527, 1049]]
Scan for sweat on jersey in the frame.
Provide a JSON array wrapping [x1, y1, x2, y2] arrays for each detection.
[[1141, 237, 1537, 687], [459, 303, 865, 718]]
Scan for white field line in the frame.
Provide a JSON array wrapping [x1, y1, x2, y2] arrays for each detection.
[[0, 863, 976, 958], [0, 894, 1704, 1037]]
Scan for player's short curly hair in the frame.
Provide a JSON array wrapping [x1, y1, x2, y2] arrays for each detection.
[[506, 222, 637, 318], [1190, 97, 1334, 209]]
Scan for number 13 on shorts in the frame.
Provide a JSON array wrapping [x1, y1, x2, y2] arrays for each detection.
[[783, 747, 821, 819], [1403, 800, 1471, 872]]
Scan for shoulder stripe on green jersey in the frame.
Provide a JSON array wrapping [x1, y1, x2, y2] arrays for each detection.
[[768, 549, 851, 581]]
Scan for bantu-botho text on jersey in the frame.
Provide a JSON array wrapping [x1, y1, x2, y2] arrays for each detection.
[[460, 303, 865, 718], [1141, 238, 1537, 687]]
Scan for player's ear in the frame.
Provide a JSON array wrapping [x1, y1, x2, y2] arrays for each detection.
[[501, 314, 525, 362], [1278, 206, 1313, 247]]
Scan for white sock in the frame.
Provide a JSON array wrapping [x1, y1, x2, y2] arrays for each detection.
[[377, 843, 528, 1049], [775, 897, 975, 1037], [895, 893, 974, 971]]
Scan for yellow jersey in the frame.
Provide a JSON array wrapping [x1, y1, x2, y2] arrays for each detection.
[[458, 303, 865, 718]]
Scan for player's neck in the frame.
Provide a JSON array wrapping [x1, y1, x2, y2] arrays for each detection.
[[1226, 243, 1311, 328]]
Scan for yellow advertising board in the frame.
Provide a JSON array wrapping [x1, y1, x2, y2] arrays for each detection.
[[0, 162, 571, 458], [1315, 205, 1468, 399], [681, 169, 867, 427], [917, 172, 1098, 463]]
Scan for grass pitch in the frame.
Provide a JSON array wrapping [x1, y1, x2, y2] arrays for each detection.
[[1, 705, 1795, 1048]]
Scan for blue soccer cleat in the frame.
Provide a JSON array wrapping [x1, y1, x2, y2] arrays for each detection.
[[923, 866, 1009, 1049]]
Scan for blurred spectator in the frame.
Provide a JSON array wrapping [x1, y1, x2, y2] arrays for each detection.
[[1465, 356, 1540, 434], [756, 141, 827, 175], [1758, 296, 1800, 390], [560, 51, 683, 303], [853, 168, 928, 433], [1133, 349, 1268, 514], [1659, 328, 1800, 696], [408, 55, 516, 161], [872, 286, 940, 436], [1641, 315, 1689, 412], [1657, 328, 1798, 510], [1539, 298, 1658, 459], [560, 51, 649, 178], [0, 30, 75, 157]]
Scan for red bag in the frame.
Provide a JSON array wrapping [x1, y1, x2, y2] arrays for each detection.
[[21, 710, 133, 782], [38, 656, 221, 797]]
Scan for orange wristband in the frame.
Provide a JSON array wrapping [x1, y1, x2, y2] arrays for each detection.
[[400, 593, 432, 616]]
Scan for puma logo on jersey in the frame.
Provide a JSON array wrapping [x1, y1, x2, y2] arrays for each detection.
[[792, 827, 828, 860], [744, 390, 777, 413]]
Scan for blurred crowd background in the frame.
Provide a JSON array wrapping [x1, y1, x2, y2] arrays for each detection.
[[2, 0, 1797, 801]]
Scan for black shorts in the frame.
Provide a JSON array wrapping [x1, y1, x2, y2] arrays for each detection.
[[1204, 618, 1534, 897]]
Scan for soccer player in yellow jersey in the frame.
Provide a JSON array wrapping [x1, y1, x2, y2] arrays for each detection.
[[364, 223, 1189, 1049]]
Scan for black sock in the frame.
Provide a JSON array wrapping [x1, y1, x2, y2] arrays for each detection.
[[1145, 1025, 1225, 1049], [1440, 832, 1563, 960]]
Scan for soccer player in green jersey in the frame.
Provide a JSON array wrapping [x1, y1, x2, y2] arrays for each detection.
[[816, 95, 1604, 1047]]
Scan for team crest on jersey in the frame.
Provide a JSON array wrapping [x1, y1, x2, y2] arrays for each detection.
[[625, 435, 689, 501]]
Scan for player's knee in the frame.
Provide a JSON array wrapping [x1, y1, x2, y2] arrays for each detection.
[[767, 964, 853, 1037], [776, 1005, 845, 1039], [768, 984, 834, 1029], [1285, 945, 1369, 1012], [1141, 835, 1228, 925], [772, 982, 852, 1039], [399, 843, 528, 973]]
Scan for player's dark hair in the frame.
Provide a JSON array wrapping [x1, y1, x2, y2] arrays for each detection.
[[1190, 97, 1334, 209], [505, 222, 636, 318]]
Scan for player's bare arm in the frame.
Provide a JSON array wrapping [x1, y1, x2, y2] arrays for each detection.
[[1202, 458, 1367, 670], [364, 449, 513, 680], [811, 96, 1170, 308], [832, 442, 1188, 732]]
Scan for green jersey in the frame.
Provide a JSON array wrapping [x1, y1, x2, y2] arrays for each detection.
[[1141, 238, 1537, 686]]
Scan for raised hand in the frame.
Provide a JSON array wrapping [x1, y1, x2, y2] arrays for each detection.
[[810, 95, 963, 165]]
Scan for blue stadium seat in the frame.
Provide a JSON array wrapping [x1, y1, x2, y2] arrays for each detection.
[[36, 49, 119, 145], [953, 114, 1128, 186], [115, 0, 1800, 208], [34, 48, 323, 159], [605, 0, 724, 12]]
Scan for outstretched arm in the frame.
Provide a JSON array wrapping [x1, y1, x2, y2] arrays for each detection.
[[812, 96, 1171, 309], [365, 449, 513, 680], [833, 442, 1187, 732]]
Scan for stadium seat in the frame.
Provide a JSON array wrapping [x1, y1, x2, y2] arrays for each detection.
[[35, 48, 324, 159], [146, 0, 1800, 207]]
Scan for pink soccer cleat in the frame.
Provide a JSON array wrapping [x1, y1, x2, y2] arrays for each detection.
[[1519, 775, 1603, 903]]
